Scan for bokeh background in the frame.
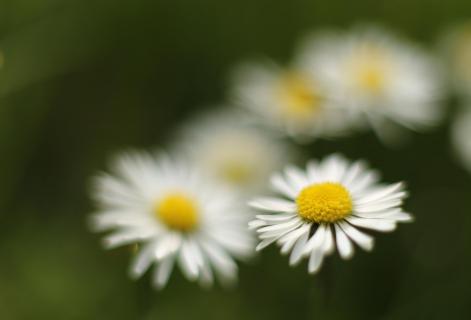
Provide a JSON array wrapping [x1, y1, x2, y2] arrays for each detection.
[[1, 0, 470, 319]]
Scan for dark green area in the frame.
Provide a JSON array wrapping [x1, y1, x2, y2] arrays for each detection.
[[0, 0, 470, 319]]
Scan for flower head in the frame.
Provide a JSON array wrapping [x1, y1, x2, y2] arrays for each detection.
[[297, 27, 444, 141], [90, 151, 255, 288], [440, 21, 471, 96], [176, 110, 291, 195], [231, 61, 362, 141], [249, 154, 412, 274]]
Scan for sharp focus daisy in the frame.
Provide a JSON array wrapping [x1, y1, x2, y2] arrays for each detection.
[[249, 154, 413, 274], [90, 151, 255, 289], [297, 27, 444, 141], [230, 60, 362, 141], [440, 21, 471, 96], [176, 110, 291, 195], [452, 106, 471, 173]]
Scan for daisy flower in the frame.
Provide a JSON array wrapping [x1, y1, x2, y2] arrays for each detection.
[[452, 105, 471, 173], [249, 154, 412, 274], [90, 151, 255, 289], [176, 110, 290, 195], [440, 21, 471, 96], [297, 27, 444, 141], [230, 60, 362, 141]]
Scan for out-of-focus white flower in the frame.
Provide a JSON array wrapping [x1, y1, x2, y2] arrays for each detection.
[[249, 154, 412, 274], [90, 151, 255, 289], [230, 61, 363, 141], [440, 21, 471, 96], [298, 27, 444, 141], [176, 110, 291, 195], [452, 106, 471, 173]]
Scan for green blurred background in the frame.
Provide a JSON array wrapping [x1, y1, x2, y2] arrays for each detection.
[[0, 0, 470, 319]]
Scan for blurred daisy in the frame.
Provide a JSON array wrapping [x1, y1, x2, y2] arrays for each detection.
[[452, 106, 471, 173], [231, 61, 362, 141], [440, 21, 471, 95], [298, 27, 444, 141], [249, 154, 412, 274], [176, 110, 290, 195], [90, 151, 254, 289]]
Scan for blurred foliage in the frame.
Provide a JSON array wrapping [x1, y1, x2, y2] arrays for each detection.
[[0, 0, 471, 319]]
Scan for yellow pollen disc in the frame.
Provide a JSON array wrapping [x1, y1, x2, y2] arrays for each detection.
[[155, 193, 199, 231], [455, 26, 471, 80], [277, 72, 322, 118], [350, 46, 390, 94], [296, 182, 353, 223], [357, 65, 385, 92], [220, 162, 252, 185]]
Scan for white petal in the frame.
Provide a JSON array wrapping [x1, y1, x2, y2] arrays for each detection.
[[255, 213, 297, 222], [258, 224, 303, 240], [289, 232, 310, 266], [354, 210, 413, 222], [257, 217, 301, 234], [155, 233, 181, 260], [153, 256, 175, 289], [321, 154, 347, 182], [255, 237, 279, 251], [248, 197, 296, 213], [199, 239, 237, 284], [388, 212, 413, 222], [306, 160, 320, 183], [197, 259, 214, 288], [248, 220, 267, 230], [322, 225, 335, 255], [278, 224, 311, 255], [302, 224, 327, 255], [335, 224, 354, 260], [178, 240, 199, 280], [130, 242, 156, 279], [308, 246, 325, 274], [355, 182, 405, 205], [355, 200, 403, 213], [341, 161, 366, 187], [102, 228, 155, 249], [348, 170, 380, 194], [284, 165, 308, 192], [249, 220, 267, 230], [338, 221, 374, 251], [187, 239, 205, 269], [90, 211, 150, 232], [346, 216, 397, 232], [271, 173, 298, 199]]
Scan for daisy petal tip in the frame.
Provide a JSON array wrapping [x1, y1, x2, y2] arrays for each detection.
[[308, 263, 323, 274], [129, 269, 142, 280], [255, 243, 267, 251], [402, 213, 414, 223], [342, 253, 354, 261], [364, 242, 375, 252]]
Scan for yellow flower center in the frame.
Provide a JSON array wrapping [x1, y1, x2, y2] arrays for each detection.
[[220, 162, 252, 185], [454, 25, 471, 81], [155, 193, 199, 231], [277, 72, 322, 118], [356, 65, 386, 93], [296, 182, 353, 223], [349, 46, 390, 94]]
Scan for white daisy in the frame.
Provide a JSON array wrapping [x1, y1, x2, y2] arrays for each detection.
[[297, 27, 444, 141], [90, 151, 255, 289], [176, 109, 291, 195], [440, 21, 471, 96], [452, 105, 471, 173], [249, 154, 413, 274], [230, 60, 362, 141]]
